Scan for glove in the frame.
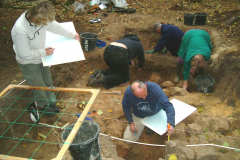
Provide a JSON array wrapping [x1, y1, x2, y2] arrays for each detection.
[[162, 48, 168, 54], [145, 49, 155, 54]]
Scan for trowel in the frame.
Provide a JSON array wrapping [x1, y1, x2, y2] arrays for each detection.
[[103, 91, 122, 95], [28, 103, 64, 129]]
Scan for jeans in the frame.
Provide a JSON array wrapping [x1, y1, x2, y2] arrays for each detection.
[[101, 45, 129, 89], [18, 63, 56, 107]]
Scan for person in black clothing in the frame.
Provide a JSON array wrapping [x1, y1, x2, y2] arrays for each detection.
[[88, 36, 145, 89]]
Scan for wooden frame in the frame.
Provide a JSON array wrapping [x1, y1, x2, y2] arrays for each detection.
[[0, 84, 100, 160]]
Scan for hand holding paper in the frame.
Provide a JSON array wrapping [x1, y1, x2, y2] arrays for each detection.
[[45, 47, 55, 56], [74, 33, 80, 41]]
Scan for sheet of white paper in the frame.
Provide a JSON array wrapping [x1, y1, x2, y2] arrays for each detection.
[[141, 99, 197, 135], [42, 22, 85, 66]]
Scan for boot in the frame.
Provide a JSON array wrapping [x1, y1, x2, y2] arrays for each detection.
[[88, 69, 101, 84], [174, 63, 184, 83], [89, 73, 104, 86]]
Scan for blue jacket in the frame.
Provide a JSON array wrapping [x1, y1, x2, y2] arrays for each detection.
[[122, 82, 175, 127], [154, 24, 184, 57]]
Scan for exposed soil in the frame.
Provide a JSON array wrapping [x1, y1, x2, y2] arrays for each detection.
[[0, 0, 240, 160]]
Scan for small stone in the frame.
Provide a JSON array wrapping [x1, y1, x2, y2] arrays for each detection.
[[196, 147, 217, 160], [162, 81, 174, 88]]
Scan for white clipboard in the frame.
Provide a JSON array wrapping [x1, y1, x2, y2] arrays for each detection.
[[141, 99, 197, 135], [42, 22, 85, 66]]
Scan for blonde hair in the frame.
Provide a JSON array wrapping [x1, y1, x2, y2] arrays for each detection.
[[27, 1, 55, 25], [191, 54, 205, 68]]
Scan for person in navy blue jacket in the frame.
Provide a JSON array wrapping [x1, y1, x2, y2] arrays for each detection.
[[146, 22, 184, 56], [145, 22, 185, 83], [122, 80, 175, 142]]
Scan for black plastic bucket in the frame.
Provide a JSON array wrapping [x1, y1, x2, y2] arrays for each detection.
[[80, 32, 98, 52], [123, 34, 140, 42], [195, 13, 208, 25], [195, 75, 215, 94], [61, 121, 101, 160], [184, 13, 196, 26]]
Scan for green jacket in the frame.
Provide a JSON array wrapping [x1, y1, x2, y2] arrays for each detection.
[[177, 29, 212, 80]]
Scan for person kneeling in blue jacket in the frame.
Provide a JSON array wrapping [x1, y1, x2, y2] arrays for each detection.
[[122, 80, 175, 142], [145, 22, 185, 83]]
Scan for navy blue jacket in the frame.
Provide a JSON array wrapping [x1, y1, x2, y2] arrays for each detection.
[[154, 24, 184, 57], [122, 82, 175, 127]]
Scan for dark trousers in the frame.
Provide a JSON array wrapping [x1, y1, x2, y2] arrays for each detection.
[[102, 45, 129, 89]]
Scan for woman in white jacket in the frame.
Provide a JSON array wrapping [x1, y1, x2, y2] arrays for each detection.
[[11, 1, 80, 117]]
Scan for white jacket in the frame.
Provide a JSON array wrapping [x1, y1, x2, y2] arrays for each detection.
[[11, 12, 76, 64]]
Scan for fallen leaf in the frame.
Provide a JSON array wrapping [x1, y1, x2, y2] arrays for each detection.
[[103, 118, 112, 121], [204, 134, 208, 139], [198, 107, 204, 112], [169, 154, 177, 160], [89, 71, 93, 74], [56, 102, 65, 108], [223, 142, 229, 147], [97, 110, 103, 115], [23, 144, 27, 147], [38, 132, 46, 139], [108, 109, 113, 113], [12, 79, 18, 83], [220, 149, 227, 154]]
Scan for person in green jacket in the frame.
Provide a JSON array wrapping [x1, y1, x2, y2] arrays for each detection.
[[176, 29, 212, 90]]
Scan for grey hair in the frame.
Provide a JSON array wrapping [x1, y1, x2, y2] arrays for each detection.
[[191, 54, 206, 68], [131, 80, 146, 93], [27, 1, 55, 26], [153, 21, 162, 32]]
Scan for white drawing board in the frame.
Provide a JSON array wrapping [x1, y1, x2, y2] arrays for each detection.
[[42, 22, 85, 66], [141, 99, 197, 135]]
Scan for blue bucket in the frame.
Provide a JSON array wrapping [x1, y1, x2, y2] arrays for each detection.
[[96, 39, 106, 47]]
